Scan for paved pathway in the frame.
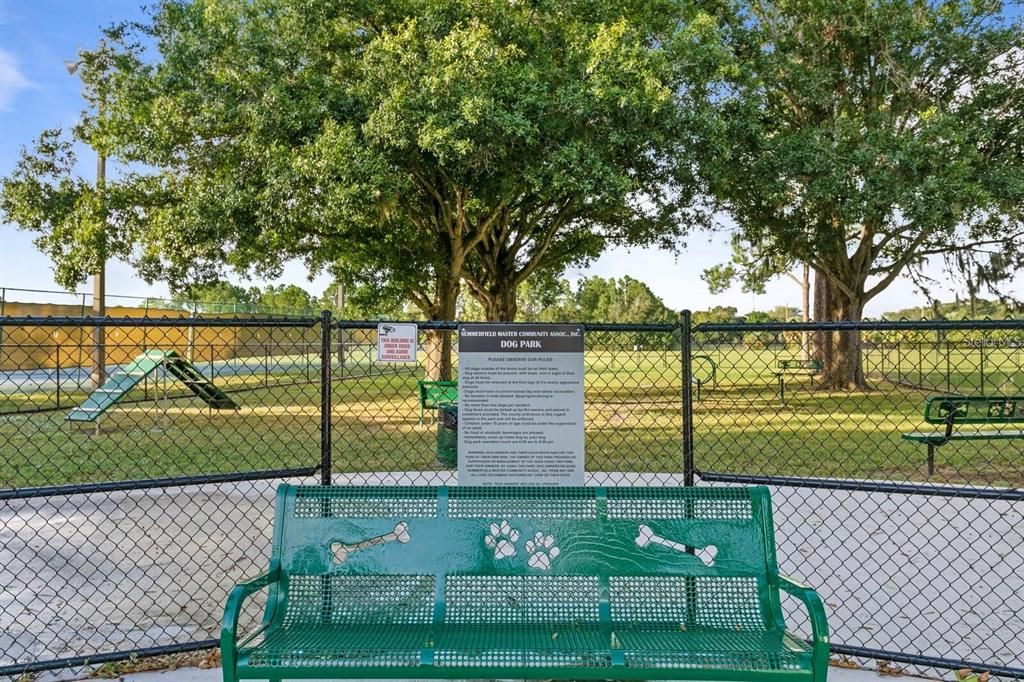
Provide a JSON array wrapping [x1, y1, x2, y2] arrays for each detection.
[[117, 664, 931, 682], [2, 472, 1020, 676]]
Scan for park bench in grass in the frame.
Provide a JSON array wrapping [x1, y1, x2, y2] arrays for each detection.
[[417, 379, 458, 424], [775, 359, 824, 404], [902, 395, 1024, 475], [222, 485, 829, 682]]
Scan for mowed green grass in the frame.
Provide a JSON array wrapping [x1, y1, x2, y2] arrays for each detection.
[[1, 347, 1021, 489]]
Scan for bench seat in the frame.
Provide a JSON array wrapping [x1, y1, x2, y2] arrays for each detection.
[[240, 623, 813, 676], [222, 485, 828, 681]]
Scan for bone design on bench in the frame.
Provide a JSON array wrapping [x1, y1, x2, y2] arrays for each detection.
[[331, 522, 410, 564], [221, 485, 830, 681]]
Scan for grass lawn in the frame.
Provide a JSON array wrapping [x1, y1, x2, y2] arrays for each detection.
[[1, 347, 1021, 489]]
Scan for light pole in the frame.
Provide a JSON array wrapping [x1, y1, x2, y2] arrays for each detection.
[[66, 57, 107, 388]]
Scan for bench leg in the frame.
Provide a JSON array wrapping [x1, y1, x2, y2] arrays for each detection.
[[927, 444, 935, 476]]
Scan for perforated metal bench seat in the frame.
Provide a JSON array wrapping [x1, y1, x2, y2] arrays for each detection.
[[221, 485, 829, 681]]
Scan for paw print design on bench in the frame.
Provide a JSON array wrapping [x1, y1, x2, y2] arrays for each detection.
[[636, 524, 717, 567], [485, 520, 520, 559], [331, 522, 410, 564], [525, 531, 560, 571]]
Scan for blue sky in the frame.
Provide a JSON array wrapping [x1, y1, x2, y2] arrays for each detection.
[[1, 0, 1020, 315]]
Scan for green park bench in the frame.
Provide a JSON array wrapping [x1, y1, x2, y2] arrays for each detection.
[[417, 379, 458, 424], [775, 358, 824, 404], [902, 395, 1024, 475], [778, 359, 824, 373], [221, 485, 829, 682]]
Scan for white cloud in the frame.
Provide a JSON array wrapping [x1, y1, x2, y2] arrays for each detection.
[[0, 48, 31, 111]]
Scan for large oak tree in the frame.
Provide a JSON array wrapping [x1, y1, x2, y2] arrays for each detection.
[[2, 0, 721, 377], [694, 0, 1024, 388]]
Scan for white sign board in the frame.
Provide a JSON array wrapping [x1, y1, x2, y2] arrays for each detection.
[[458, 324, 585, 486], [376, 323, 418, 363]]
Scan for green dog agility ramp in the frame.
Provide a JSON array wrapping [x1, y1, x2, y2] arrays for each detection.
[[66, 349, 238, 423]]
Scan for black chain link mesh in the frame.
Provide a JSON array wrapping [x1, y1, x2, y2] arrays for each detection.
[[0, 316, 323, 676], [692, 319, 1024, 679], [1, 314, 1021, 678]]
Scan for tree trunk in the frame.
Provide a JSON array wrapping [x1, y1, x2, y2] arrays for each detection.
[[820, 290, 867, 390], [425, 329, 455, 380], [812, 268, 833, 361], [481, 281, 519, 322], [800, 263, 811, 362], [424, 274, 459, 380]]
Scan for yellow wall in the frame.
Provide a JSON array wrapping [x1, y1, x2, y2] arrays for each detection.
[[0, 301, 320, 371]]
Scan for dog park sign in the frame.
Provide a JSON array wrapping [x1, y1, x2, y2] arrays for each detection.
[[458, 324, 585, 486], [376, 323, 418, 363]]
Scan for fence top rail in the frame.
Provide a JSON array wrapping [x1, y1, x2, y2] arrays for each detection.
[[333, 319, 680, 332], [0, 315, 321, 328], [5, 314, 1021, 332], [695, 318, 1024, 332]]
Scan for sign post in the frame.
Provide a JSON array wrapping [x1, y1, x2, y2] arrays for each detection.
[[458, 324, 585, 485]]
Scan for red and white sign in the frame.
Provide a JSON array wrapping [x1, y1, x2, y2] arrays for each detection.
[[376, 323, 418, 363]]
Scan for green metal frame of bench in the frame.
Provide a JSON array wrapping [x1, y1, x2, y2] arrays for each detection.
[[222, 485, 829, 682], [902, 395, 1024, 475], [774, 359, 823, 405], [417, 380, 458, 424], [776, 359, 823, 373]]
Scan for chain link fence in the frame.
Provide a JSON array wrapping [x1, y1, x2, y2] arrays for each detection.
[[0, 313, 1022, 678], [689, 317, 1024, 679]]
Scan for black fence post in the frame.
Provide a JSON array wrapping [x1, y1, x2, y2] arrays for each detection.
[[681, 310, 694, 488], [320, 310, 333, 485]]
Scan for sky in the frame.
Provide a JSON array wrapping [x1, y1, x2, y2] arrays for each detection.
[[1, 0, 1021, 316]]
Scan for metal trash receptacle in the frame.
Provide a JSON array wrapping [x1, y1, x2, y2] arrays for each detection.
[[436, 404, 458, 468]]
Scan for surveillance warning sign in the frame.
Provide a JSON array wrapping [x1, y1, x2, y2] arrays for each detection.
[[376, 323, 418, 363]]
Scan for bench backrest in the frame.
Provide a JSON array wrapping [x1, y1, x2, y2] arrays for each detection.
[[924, 395, 1024, 424], [267, 485, 781, 631], [418, 380, 459, 407]]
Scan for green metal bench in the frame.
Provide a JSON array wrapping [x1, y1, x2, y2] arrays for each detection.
[[775, 359, 823, 404], [902, 395, 1024, 475], [777, 359, 823, 373], [417, 379, 458, 424], [222, 485, 829, 681]]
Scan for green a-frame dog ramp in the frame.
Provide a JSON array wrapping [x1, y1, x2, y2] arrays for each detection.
[[66, 350, 238, 423]]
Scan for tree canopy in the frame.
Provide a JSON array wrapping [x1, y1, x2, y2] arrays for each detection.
[[1, 0, 725, 376], [693, 0, 1024, 387]]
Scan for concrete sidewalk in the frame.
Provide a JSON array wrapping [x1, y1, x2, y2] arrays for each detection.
[[4, 473, 1020, 671], [117, 665, 938, 682]]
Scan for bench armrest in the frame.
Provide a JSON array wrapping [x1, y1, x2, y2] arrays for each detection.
[[221, 569, 281, 676], [778, 576, 830, 681]]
